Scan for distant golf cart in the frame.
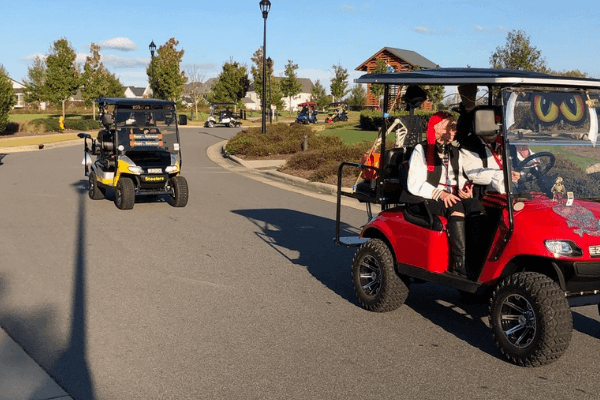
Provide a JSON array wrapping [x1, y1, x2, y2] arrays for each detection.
[[296, 102, 318, 124], [325, 102, 348, 123], [204, 103, 241, 128], [78, 97, 189, 210]]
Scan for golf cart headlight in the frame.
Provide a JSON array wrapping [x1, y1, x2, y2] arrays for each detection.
[[545, 240, 582, 257], [165, 165, 177, 173], [128, 166, 143, 174]]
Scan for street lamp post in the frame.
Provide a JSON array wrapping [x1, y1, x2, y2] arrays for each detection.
[[259, 0, 271, 134], [149, 41, 156, 98]]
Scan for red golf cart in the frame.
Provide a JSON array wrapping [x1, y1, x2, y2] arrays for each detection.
[[335, 68, 600, 366]]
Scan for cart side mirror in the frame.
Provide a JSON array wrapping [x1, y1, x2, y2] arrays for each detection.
[[178, 115, 187, 125], [474, 109, 499, 137], [101, 113, 113, 127]]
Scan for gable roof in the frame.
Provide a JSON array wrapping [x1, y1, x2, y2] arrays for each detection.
[[356, 47, 438, 71]]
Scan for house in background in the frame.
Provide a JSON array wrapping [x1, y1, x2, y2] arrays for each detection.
[[10, 78, 25, 109], [244, 77, 314, 112], [355, 47, 438, 109], [124, 85, 152, 99]]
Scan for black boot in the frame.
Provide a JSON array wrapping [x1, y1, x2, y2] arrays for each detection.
[[447, 216, 468, 279]]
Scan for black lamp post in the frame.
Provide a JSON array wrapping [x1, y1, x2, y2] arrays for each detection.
[[149, 41, 156, 98], [259, 0, 271, 134]]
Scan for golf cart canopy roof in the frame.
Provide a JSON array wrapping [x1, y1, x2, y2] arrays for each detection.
[[96, 97, 176, 108], [355, 68, 600, 89]]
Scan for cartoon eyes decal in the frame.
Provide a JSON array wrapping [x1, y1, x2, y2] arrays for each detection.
[[532, 94, 587, 125]]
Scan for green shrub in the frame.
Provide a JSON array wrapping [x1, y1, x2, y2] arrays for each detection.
[[64, 118, 100, 130], [225, 123, 315, 156], [22, 118, 61, 133]]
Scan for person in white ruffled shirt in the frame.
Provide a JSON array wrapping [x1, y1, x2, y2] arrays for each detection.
[[400, 112, 484, 279]]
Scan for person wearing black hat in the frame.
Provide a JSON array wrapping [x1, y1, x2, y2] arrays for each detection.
[[400, 112, 484, 278]]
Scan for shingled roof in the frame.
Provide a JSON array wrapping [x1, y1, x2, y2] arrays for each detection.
[[355, 47, 438, 71]]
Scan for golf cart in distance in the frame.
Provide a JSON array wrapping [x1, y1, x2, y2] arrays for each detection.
[[204, 102, 241, 128], [325, 101, 349, 123], [296, 102, 318, 124], [78, 97, 189, 210], [335, 68, 600, 366]]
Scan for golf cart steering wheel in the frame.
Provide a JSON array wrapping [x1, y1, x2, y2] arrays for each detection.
[[514, 151, 555, 182]]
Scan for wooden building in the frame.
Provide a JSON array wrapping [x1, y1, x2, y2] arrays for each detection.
[[355, 47, 438, 110]]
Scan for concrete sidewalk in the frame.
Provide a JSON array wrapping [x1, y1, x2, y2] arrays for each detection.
[[0, 328, 72, 400]]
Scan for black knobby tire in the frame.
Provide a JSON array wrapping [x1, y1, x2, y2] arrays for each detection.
[[88, 171, 105, 200], [168, 176, 189, 207], [115, 177, 135, 210], [351, 238, 409, 312], [489, 272, 572, 367]]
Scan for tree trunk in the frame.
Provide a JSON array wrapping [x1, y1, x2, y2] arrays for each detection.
[[62, 100, 66, 120]]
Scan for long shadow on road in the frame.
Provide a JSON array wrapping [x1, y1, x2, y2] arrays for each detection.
[[233, 208, 359, 304], [49, 180, 95, 399]]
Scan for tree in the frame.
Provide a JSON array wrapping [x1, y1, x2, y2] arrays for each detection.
[[347, 84, 366, 109], [146, 38, 187, 101], [369, 59, 387, 108], [549, 69, 589, 78], [330, 63, 350, 102], [279, 60, 303, 115], [81, 43, 124, 119], [44, 38, 80, 118], [184, 64, 206, 120], [0, 65, 16, 130], [427, 86, 445, 111], [22, 55, 46, 107], [206, 60, 250, 107], [250, 46, 272, 110], [310, 80, 329, 110], [490, 29, 547, 72]]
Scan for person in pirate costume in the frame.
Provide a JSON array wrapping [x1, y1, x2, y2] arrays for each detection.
[[456, 84, 521, 197], [401, 112, 484, 279]]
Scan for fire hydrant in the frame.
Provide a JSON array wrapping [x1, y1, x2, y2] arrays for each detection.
[[59, 116, 65, 130]]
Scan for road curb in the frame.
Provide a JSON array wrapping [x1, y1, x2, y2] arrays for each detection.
[[221, 145, 340, 197]]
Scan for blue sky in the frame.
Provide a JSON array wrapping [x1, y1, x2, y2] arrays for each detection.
[[3, 0, 600, 93]]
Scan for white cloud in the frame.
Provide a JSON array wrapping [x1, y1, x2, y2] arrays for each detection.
[[414, 26, 436, 35], [102, 54, 149, 69], [474, 25, 507, 34], [98, 37, 138, 51], [22, 53, 46, 62], [341, 4, 355, 12]]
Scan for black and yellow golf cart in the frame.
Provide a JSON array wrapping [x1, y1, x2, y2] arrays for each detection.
[[78, 97, 188, 210]]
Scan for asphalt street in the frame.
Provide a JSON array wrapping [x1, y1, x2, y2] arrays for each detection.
[[1, 125, 600, 399]]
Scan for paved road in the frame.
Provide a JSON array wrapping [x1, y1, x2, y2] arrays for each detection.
[[1, 126, 600, 399]]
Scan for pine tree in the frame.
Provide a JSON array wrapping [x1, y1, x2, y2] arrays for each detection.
[[330, 64, 350, 102], [22, 55, 46, 107], [146, 38, 187, 101], [44, 38, 80, 119], [207, 60, 250, 106], [0, 65, 16, 130], [490, 30, 547, 72], [280, 60, 303, 115]]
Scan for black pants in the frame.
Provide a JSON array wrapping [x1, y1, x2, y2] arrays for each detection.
[[423, 197, 484, 219]]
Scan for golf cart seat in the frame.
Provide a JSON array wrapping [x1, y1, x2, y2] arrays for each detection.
[[354, 147, 411, 204], [97, 129, 114, 153]]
